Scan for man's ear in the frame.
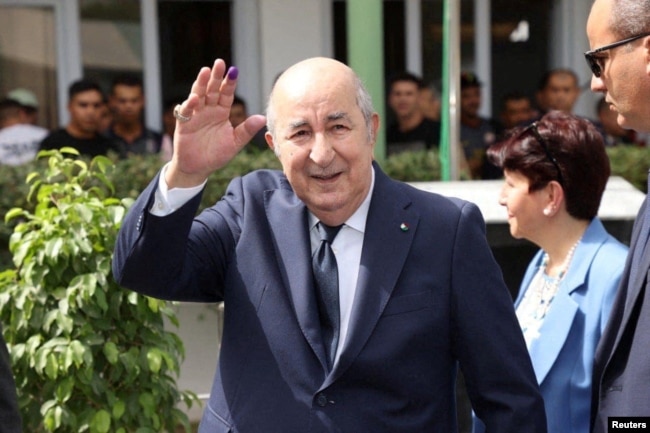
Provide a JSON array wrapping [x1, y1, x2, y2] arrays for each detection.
[[370, 113, 380, 144], [266, 130, 283, 158], [265, 130, 275, 152]]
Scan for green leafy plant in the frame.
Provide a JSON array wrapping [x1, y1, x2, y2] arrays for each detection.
[[382, 149, 442, 181], [606, 145, 650, 193], [0, 160, 37, 269], [0, 149, 197, 432]]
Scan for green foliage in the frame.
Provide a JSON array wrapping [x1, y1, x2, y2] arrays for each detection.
[[0, 149, 197, 432], [381, 149, 441, 181], [0, 161, 37, 269], [606, 146, 650, 193]]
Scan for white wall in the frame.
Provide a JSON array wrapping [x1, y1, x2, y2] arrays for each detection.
[[258, 0, 333, 102], [168, 303, 224, 422], [232, 0, 263, 116]]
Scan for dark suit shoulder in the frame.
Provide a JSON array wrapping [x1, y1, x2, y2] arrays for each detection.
[[240, 168, 286, 186], [371, 170, 485, 238], [384, 175, 474, 216]]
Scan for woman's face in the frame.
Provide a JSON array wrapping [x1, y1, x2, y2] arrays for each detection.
[[498, 169, 549, 243]]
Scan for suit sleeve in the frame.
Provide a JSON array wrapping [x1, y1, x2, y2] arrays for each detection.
[[449, 201, 547, 433], [592, 240, 628, 334], [112, 172, 241, 302]]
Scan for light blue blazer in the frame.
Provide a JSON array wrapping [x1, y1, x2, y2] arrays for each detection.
[[474, 218, 627, 433]]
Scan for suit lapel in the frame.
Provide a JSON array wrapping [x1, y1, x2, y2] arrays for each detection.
[[527, 219, 606, 385], [325, 167, 418, 386], [609, 198, 648, 363], [528, 279, 578, 384], [624, 196, 649, 302], [623, 233, 650, 317], [265, 180, 328, 370]]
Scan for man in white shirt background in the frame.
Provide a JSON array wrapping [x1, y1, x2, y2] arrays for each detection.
[[0, 98, 48, 166]]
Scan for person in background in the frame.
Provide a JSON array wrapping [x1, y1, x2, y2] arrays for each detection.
[[160, 96, 185, 162], [98, 95, 112, 135], [229, 95, 248, 128], [0, 98, 48, 165], [106, 74, 162, 157], [386, 71, 440, 155], [230, 95, 267, 150], [474, 110, 627, 433], [113, 57, 547, 433], [459, 71, 500, 179], [6, 87, 40, 126], [594, 96, 639, 146], [40, 79, 117, 158], [535, 69, 581, 115], [586, 1, 650, 430], [419, 82, 441, 121], [499, 91, 537, 131]]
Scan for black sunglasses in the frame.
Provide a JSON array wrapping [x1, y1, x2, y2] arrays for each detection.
[[527, 122, 564, 186], [584, 32, 650, 77]]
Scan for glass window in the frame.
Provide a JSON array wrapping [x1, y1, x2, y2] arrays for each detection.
[[157, 1, 232, 111], [0, 5, 57, 128], [78, 0, 232, 133], [334, 0, 552, 117], [80, 0, 143, 95], [489, 0, 550, 115], [421, 0, 550, 115]]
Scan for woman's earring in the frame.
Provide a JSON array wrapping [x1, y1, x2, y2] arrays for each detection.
[[543, 208, 551, 216]]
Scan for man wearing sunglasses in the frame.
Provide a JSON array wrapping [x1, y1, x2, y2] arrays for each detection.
[[586, 1, 650, 432]]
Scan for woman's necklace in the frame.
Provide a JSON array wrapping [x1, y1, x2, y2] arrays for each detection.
[[540, 239, 580, 280], [516, 236, 582, 344]]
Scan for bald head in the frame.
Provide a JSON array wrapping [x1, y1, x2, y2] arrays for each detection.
[[266, 57, 375, 141], [274, 57, 354, 94]]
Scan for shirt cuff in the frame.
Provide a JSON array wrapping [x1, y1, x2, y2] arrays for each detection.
[[150, 163, 206, 216]]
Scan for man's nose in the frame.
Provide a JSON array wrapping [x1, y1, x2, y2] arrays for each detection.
[[591, 75, 606, 92], [310, 133, 335, 166]]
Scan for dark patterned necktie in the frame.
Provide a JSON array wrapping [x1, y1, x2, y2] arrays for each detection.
[[312, 222, 343, 369]]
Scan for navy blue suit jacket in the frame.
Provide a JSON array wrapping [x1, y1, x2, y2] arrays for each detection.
[[113, 163, 546, 433], [592, 195, 650, 433]]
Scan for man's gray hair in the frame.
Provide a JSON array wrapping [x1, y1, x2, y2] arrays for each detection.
[[610, 0, 650, 38], [265, 72, 376, 148]]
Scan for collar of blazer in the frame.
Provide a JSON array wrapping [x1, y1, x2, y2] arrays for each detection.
[[523, 218, 615, 384]]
